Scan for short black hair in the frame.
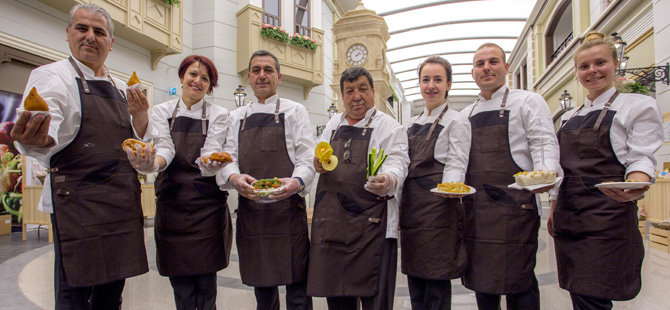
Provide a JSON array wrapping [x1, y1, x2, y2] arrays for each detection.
[[340, 67, 374, 94], [248, 50, 280, 73]]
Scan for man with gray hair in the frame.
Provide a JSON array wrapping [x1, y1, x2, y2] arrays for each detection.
[[11, 3, 151, 309]]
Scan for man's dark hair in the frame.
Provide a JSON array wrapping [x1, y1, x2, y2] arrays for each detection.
[[248, 50, 280, 73], [340, 66, 374, 94]]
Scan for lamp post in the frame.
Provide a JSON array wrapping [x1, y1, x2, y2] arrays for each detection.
[[559, 90, 572, 111], [327, 102, 338, 119], [233, 85, 246, 107], [609, 31, 669, 92]]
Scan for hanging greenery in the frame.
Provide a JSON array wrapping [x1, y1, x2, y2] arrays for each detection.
[[163, 0, 179, 6]]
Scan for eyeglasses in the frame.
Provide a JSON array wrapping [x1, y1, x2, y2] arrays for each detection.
[[343, 138, 352, 162]]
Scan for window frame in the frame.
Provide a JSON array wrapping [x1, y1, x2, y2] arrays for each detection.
[[294, 0, 310, 37], [263, 0, 281, 27]]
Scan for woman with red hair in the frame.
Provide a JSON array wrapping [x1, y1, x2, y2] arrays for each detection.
[[126, 55, 233, 309]]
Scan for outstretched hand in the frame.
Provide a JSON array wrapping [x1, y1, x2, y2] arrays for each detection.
[[10, 111, 53, 147]]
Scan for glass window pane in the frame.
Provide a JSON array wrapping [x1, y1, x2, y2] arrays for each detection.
[[296, 0, 309, 9], [296, 8, 309, 27], [264, 0, 280, 16]]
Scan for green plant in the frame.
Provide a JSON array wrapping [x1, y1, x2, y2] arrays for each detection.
[[290, 33, 318, 52], [163, 0, 180, 5], [616, 77, 649, 95], [261, 24, 289, 43]]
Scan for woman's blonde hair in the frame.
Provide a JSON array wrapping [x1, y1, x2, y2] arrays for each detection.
[[574, 31, 619, 68]]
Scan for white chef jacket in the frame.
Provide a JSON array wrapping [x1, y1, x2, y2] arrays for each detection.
[[560, 87, 662, 182], [15, 56, 155, 213], [217, 94, 316, 194], [404, 102, 471, 183], [318, 108, 410, 239], [460, 86, 563, 207], [149, 98, 229, 169]]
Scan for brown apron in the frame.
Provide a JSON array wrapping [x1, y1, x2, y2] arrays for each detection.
[[154, 100, 233, 276], [49, 57, 148, 287], [554, 93, 643, 300], [307, 117, 388, 297], [236, 100, 310, 287], [400, 107, 466, 280], [462, 91, 540, 294]]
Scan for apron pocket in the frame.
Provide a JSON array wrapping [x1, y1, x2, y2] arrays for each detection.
[[312, 192, 365, 247], [76, 174, 141, 227], [194, 181, 227, 198], [414, 176, 438, 191], [477, 184, 530, 242], [337, 192, 365, 214], [157, 184, 183, 202], [79, 159, 119, 185]]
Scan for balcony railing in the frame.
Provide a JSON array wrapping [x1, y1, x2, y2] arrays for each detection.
[[549, 32, 573, 65], [38, 0, 182, 70], [237, 5, 324, 99]]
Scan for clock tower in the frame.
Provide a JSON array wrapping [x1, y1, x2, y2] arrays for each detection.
[[332, 1, 393, 116]]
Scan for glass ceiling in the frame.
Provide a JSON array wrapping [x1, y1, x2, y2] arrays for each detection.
[[362, 0, 536, 102]]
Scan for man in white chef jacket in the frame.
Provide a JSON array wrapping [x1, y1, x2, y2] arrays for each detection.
[[459, 43, 562, 310], [11, 3, 151, 309]]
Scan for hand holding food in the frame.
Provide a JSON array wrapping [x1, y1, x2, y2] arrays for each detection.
[[127, 71, 142, 89], [196, 152, 233, 176], [10, 88, 52, 147], [230, 173, 258, 200], [24, 87, 49, 111], [267, 177, 300, 200], [364, 173, 396, 196], [123, 139, 158, 174], [514, 170, 557, 186]]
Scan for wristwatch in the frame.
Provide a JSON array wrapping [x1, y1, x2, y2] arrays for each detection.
[[294, 177, 305, 193]]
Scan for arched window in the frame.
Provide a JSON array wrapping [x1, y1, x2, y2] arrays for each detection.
[[546, 0, 573, 65]]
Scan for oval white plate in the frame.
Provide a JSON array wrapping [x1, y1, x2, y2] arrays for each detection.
[[594, 181, 651, 189], [430, 185, 476, 195], [508, 176, 563, 191]]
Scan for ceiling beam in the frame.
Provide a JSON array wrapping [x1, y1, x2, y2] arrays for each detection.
[[388, 36, 518, 52], [390, 49, 511, 64], [390, 18, 527, 35], [378, 0, 480, 17]]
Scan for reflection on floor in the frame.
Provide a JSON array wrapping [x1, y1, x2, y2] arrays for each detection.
[[1, 213, 670, 309]]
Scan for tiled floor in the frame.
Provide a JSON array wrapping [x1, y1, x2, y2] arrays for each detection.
[[1, 211, 670, 310]]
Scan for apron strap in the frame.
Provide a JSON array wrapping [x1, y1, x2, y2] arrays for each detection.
[[592, 91, 619, 132], [468, 88, 509, 119], [241, 98, 281, 132], [68, 57, 90, 94], [426, 104, 449, 141], [332, 109, 377, 141], [170, 99, 208, 135]]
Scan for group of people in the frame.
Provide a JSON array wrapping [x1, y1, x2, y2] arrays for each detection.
[[9, 3, 663, 310]]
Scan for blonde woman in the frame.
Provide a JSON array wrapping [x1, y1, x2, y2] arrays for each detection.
[[549, 31, 663, 309]]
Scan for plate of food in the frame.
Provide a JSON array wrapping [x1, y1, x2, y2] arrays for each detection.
[[595, 180, 651, 189], [430, 182, 476, 195], [252, 178, 284, 203], [508, 170, 562, 190]]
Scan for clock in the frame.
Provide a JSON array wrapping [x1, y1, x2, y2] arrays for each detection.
[[346, 44, 368, 66]]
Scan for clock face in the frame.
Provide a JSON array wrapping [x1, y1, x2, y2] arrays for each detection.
[[346, 44, 368, 66]]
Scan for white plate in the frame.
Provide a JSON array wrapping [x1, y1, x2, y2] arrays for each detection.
[[430, 185, 476, 196], [508, 176, 563, 191], [594, 181, 651, 189]]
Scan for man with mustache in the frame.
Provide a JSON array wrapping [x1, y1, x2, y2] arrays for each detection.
[[10, 3, 151, 309], [458, 43, 562, 310], [307, 66, 409, 309], [219, 50, 315, 309]]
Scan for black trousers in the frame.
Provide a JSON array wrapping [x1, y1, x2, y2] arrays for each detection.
[[569, 292, 613, 310], [52, 214, 125, 310], [407, 275, 452, 310], [474, 275, 539, 310], [326, 238, 398, 310], [254, 280, 312, 310], [169, 273, 218, 310]]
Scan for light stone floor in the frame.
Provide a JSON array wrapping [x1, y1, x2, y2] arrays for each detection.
[[2, 210, 670, 309]]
